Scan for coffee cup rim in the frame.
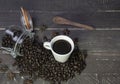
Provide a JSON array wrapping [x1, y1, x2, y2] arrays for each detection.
[[50, 35, 74, 56]]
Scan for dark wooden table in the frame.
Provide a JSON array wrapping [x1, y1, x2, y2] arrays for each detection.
[[0, 0, 120, 84]]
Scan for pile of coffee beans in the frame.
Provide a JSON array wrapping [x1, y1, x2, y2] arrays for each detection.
[[2, 29, 86, 83], [2, 34, 15, 48], [2, 29, 22, 48]]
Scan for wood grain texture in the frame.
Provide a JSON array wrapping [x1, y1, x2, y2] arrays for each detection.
[[0, 0, 120, 83], [0, 30, 120, 84], [0, 0, 120, 28]]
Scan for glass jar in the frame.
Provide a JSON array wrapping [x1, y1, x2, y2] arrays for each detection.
[[1, 25, 31, 58]]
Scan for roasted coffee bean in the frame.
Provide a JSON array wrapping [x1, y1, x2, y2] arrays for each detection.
[[7, 71, 15, 80], [74, 37, 79, 44], [23, 79, 33, 84], [14, 30, 22, 36], [0, 64, 9, 72], [63, 29, 70, 35], [43, 36, 48, 41], [2, 35, 15, 48], [39, 24, 48, 32], [51, 31, 60, 38]]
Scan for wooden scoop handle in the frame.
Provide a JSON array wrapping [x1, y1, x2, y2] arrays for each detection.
[[53, 16, 94, 30]]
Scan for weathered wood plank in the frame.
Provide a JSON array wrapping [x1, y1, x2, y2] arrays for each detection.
[[1, 30, 120, 52], [0, 30, 120, 74], [0, 0, 120, 28]]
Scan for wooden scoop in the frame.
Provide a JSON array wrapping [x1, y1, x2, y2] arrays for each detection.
[[53, 16, 94, 30]]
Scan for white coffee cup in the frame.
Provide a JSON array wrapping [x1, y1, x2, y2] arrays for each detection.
[[43, 35, 74, 63]]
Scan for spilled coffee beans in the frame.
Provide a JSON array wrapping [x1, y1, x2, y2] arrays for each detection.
[[2, 29, 86, 83]]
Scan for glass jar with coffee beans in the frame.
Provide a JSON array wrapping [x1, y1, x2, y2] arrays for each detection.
[[1, 25, 32, 58]]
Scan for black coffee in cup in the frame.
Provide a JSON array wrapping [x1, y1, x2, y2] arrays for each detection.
[[53, 40, 71, 54]]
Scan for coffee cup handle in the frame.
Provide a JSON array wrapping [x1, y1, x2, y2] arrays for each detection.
[[43, 42, 51, 50]]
